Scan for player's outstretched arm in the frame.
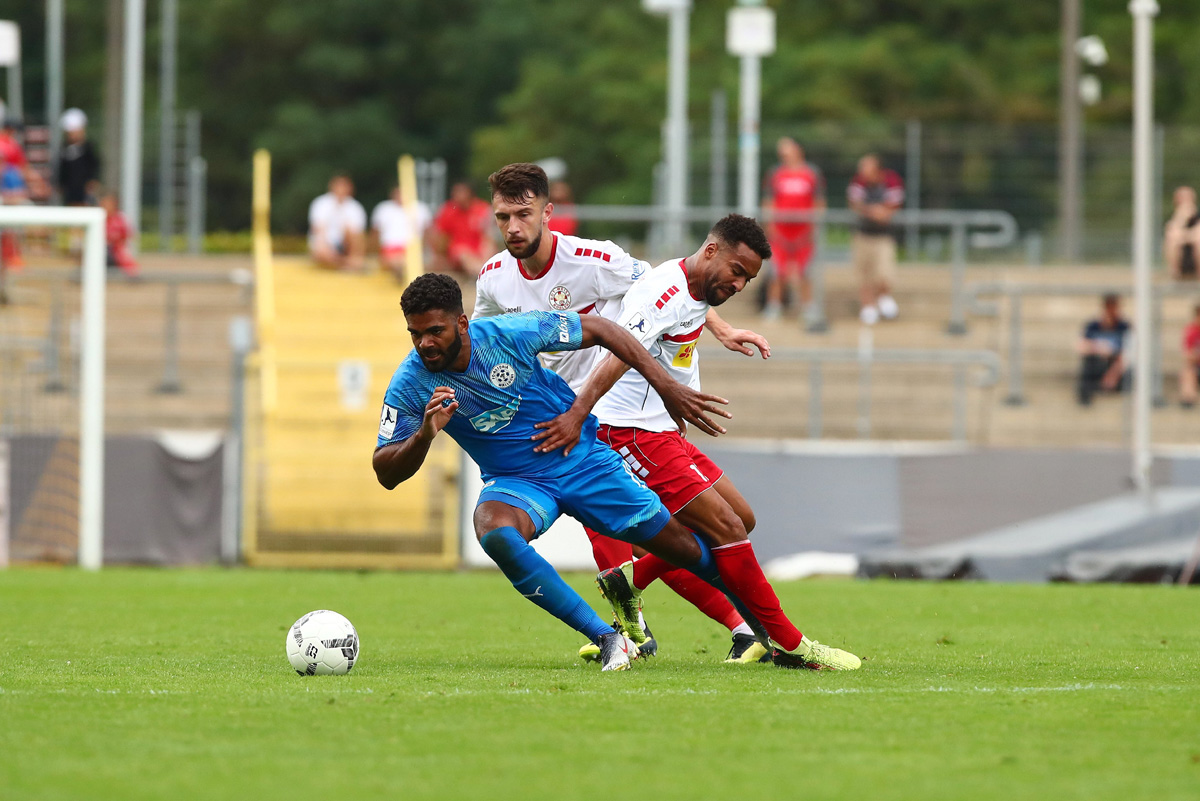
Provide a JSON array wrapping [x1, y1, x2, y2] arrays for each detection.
[[532, 352, 629, 455], [372, 387, 458, 490], [583, 316, 731, 434], [703, 309, 771, 359]]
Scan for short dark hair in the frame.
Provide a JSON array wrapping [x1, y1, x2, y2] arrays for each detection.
[[401, 274, 464, 317], [709, 213, 771, 261], [1102, 293, 1121, 307], [488, 163, 549, 204]]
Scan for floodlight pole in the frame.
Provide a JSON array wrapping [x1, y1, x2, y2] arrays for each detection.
[[121, 0, 145, 243], [728, 0, 775, 217], [158, 0, 177, 251], [643, 0, 691, 255], [46, 0, 65, 173], [1130, 0, 1158, 501]]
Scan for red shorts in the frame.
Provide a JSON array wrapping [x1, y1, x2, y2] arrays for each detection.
[[380, 244, 408, 259], [770, 225, 814, 278], [596, 425, 723, 514]]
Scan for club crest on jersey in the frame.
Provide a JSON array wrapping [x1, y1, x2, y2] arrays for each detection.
[[548, 285, 572, 310], [489, 362, 516, 389]]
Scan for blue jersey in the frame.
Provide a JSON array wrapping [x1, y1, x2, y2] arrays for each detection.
[[377, 311, 598, 479]]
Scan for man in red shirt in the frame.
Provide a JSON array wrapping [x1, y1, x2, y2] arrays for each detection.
[[848, 154, 905, 325], [432, 182, 493, 275], [1181, 304, 1200, 408], [763, 137, 824, 321]]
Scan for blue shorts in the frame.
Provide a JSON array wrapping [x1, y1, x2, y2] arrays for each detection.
[[477, 439, 668, 542]]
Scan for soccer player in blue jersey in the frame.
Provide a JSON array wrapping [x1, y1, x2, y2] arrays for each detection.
[[373, 273, 732, 671]]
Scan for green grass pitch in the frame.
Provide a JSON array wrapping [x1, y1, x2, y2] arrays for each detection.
[[1, 568, 1197, 800]]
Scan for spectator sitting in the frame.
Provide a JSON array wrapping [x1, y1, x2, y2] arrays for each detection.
[[1077, 294, 1130, 406], [370, 185, 431, 282], [56, 108, 100, 206], [432, 181, 492, 275], [101, 193, 138, 276], [1164, 186, 1200, 280], [1180, 304, 1200, 408], [308, 173, 367, 271], [546, 180, 578, 237], [848, 153, 905, 325]]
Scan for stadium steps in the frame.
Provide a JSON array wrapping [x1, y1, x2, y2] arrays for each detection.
[[251, 257, 459, 560]]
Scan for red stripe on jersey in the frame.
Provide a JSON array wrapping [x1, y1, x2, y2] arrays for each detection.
[[663, 326, 703, 344], [679, 259, 704, 301], [578, 302, 597, 315], [602, 252, 611, 262], [518, 234, 559, 280]]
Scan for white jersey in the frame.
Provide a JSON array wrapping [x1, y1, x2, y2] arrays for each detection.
[[308, 192, 366, 248], [472, 232, 650, 391], [592, 259, 707, 432], [371, 199, 431, 248]]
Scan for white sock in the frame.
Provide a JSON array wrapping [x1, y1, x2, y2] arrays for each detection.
[[731, 622, 754, 638]]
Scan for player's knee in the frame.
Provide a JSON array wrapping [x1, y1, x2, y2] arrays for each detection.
[[706, 506, 748, 546]]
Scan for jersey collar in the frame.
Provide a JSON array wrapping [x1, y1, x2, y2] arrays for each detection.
[[679, 259, 704, 301], [517, 233, 559, 280]]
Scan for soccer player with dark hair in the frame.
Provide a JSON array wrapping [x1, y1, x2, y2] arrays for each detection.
[[373, 273, 735, 671], [475, 162, 774, 662], [535, 214, 862, 670]]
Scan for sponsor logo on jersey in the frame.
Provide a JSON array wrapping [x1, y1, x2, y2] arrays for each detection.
[[672, 342, 697, 368], [503, 306, 522, 313], [631, 260, 647, 279], [625, 313, 647, 334], [470, 396, 522, 433], [548, 285, 572, 310], [557, 313, 571, 343], [378, 404, 398, 439], [489, 362, 516, 389]]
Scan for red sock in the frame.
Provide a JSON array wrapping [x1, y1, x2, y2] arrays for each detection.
[[631, 552, 676, 590], [712, 540, 802, 651], [660, 569, 744, 631], [584, 526, 634, 571]]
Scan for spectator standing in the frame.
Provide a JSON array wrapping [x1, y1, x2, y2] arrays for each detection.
[[370, 186, 431, 282], [1164, 186, 1200, 280], [1077, 294, 1131, 406], [101, 193, 138, 276], [432, 181, 492, 275], [546, 180, 578, 237], [847, 154, 904, 325], [1180, 304, 1200, 408], [763, 137, 824, 321], [308, 174, 367, 271], [0, 114, 31, 268], [55, 108, 100, 206]]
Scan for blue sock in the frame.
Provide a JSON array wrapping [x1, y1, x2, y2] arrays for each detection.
[[480, 527, 612, 643], [688, 532, 719, 582]]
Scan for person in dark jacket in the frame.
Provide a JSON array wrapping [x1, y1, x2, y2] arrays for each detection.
[[55, 108, 100, 206]]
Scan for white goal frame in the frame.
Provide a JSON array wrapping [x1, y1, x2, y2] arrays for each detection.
[[0, 205, 107, 569]]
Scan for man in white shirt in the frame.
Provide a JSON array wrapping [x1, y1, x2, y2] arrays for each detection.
[[475, 163, 781, 664], [539, 214, 861, 671], [309, 174, 367, 271], [371, 186, 432, 281]]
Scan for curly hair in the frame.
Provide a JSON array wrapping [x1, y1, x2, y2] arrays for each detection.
[[709, 213, 772, 261], [488, 163, 549, 204], [401, 273, 464, 317]]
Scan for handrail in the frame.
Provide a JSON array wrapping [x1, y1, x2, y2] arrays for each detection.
[[570, 204, 1018, 334], [964, 280, 1194, 406], [705, 345, 1000, 441]]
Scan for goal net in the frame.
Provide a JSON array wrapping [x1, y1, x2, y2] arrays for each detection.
[[0, 206, 106, 569]]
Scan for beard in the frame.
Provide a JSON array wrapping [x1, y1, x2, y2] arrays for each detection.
[[420, 328, 464, 373], [505, 228, 542, 260], [706, 285, 733, 306]]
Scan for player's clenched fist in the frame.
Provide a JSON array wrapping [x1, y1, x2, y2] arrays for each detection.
[[420, 387, 458, 438]]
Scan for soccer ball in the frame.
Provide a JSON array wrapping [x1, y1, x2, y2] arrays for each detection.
[[286, 610, 359, 676]]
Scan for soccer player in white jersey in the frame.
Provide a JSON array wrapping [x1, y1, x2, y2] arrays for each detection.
[[536, 214, 861, 670], [474, 163, 772, 662]]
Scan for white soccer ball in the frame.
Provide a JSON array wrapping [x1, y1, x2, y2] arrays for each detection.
[[286, 610, 359, 676]]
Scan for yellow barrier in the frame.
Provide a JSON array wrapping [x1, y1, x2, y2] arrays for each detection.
[[397, 154, 425, 288]]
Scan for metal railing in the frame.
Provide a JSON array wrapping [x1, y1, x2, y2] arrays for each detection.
[[965, 281, 1200, 406], [6, 268, 253, 395], [706, 344, 1001, 442], [570, 205, 1019, 334]]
